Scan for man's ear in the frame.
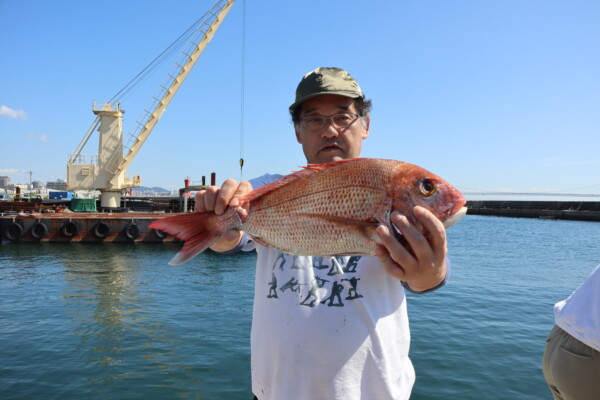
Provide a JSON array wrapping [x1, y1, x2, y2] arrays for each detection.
[[362, 115, 370, 139], [295, 125, 303, 144]]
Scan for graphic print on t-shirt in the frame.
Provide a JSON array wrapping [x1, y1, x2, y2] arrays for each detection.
[[266, 254, 364, 308]]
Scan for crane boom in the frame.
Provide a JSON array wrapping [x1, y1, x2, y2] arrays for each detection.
[[107, 0, 235, 184], [66, 0, 236, 208]]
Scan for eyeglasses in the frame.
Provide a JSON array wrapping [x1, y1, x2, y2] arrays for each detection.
[[298, 112, 361, 130]]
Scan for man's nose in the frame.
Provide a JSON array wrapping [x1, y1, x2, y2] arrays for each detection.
[[320, 122, 340, 138]]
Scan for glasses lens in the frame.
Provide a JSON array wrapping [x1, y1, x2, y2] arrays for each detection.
[[300, 113, 359, 129], [332, 113, 357, 127], [302, 116, 325, 129]]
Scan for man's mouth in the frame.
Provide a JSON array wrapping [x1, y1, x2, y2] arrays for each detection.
[[320, 144, 343, 153]]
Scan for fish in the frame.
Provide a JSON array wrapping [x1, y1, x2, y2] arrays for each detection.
[[149, 158, 467, 265]]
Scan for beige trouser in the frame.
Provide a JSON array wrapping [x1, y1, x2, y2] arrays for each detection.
[[542, 325, 600, 400]]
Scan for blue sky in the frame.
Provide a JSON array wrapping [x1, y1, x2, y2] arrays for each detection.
[[1, 0, 599, 194]]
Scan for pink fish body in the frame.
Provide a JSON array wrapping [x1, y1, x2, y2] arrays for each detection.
[[150, 158, 467, 265]]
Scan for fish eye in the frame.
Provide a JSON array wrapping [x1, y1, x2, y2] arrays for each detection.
[[418, 178, 437, 197]]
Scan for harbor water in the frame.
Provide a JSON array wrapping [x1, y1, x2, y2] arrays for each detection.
[[1, 215, 599, 400]]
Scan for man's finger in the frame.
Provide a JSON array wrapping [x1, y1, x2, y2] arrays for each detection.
[[215, 179, 239, 215], [229, 181, 253, 208], [414, 206, 447, 256], [194, 190, 207, 212], [392, 209, 435, 265], [195, 186, 219, 212], [375, 245, 407, 281], [375, 222, 415, 269]]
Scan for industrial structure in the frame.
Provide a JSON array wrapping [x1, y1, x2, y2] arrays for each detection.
[[67, 0, 235, 209], [2, 0, 236, 243]]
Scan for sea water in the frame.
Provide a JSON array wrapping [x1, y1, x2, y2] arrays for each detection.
[[1, 215, 599, 400]]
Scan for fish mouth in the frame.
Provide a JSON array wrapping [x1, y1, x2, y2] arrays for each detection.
[[443, 206, 467, 228]]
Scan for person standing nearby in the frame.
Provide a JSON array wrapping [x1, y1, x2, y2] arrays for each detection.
[[542, 263, 600, 400]]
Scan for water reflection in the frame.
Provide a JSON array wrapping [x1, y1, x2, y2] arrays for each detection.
[[1, 242, 256, 399], [60, 244, 196, 394]]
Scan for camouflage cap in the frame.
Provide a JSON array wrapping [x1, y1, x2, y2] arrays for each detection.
[[289, 67, 363, 110]]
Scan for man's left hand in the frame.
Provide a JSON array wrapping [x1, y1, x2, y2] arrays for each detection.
[[374, 206, 447, 292]]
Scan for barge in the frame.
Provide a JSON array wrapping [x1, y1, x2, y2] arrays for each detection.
[[0, 212, 180, 243], [1, 181, 205, 244], [0, 197, 188, 243]]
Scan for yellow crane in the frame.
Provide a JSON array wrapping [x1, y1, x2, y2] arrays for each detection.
[[67, 0, 235, 208]]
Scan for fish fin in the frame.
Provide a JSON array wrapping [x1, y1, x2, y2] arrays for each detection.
[[242, 159, 360, 203], [167, 231, 221, 266], [296, 213, 377, 228], [250, 235, 270, 247], [150, 213, 210, 241], [149, 210, 240, 265]]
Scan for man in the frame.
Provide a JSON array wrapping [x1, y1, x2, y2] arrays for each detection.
[[195, 67, 450, 400]]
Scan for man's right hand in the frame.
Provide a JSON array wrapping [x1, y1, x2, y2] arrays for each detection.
[[194, 179, 253, 252]]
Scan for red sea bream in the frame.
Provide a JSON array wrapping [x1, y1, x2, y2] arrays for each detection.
[[150, 158, 467, 265]]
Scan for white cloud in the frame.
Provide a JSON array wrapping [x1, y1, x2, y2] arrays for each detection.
[[0, 105, 27, 120], [0, 168, 23, 173]]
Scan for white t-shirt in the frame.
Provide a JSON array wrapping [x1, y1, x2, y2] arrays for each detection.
[[248, 174, 415, 400], [554, 264, 600, 352]]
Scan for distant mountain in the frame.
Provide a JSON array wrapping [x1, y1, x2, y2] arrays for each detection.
[[132, 186, 170, 193]]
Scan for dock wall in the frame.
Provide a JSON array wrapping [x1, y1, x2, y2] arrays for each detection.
[[466, 200, 600, 222]]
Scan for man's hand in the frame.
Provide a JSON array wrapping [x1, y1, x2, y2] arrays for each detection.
[[195, 178, 252, 215], [195, 179, 253, 252], [374, 206, 448, 292]]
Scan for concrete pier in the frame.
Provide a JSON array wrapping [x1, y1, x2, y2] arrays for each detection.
[[466, 200, 600, 222]]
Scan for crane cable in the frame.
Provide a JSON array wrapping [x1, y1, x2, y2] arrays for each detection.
[[239, 0, 246, 181], [109, 9, 214, 104]]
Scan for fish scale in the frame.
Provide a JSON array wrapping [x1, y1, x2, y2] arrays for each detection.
[[150, 158, 467, 265], [244, 186, 389, 256], [240, 159, 398, 256]]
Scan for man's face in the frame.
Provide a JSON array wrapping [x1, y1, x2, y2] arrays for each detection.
[[295, 95, 370, 164]]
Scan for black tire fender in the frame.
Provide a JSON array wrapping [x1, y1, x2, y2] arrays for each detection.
[[4, 222, 24, 241], [124, 222, 140, 240], [60, 221, 79, 238], [153, 228, 167, 240], [29, 222, 48, 240], [93, 222, 111, 239]]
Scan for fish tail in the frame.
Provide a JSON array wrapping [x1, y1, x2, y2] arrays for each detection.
[[149, 209, 242, 265]]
